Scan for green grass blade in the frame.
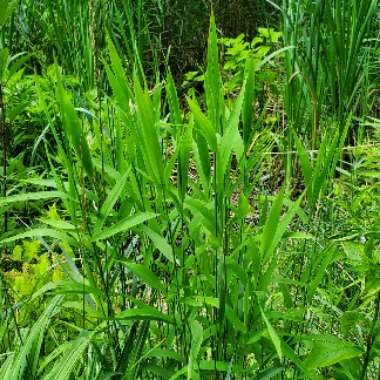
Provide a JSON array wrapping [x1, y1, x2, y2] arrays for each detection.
[[92, 212, 156, 241]]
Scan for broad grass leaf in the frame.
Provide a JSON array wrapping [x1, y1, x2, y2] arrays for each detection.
[[260, 190, 284, 259], [261, 192, 303, 264], [307, 245, 336, 302], [338, 358, 362, 380], [225, 305, 246, 333], [134, 77, 163, 185], [7, 52, 30, 82], [116, 306, 173, 324], [0, 228, 77, 246], [199, 361, 232, 372], [169, 366, 188, 380], [0, 191, 68, 207], [104, 42, 131, 173], [184, 197, 216, 237], [0, 355, 13, 379], [124, 320, 150, 379], [292, 130, 313, 200], [182, 296, 219, 309], [225, 81, 245, 160], [312, 128, 340, 207], [123, 261, 165, 292], [260, 307, 282, 361], [106, 35, 132, 109], [57, 80, 94, 178], [218, 81, 246, 183], [42, 334, 92, 380], [340, 312, 363, 335], [39, 219, 76, 231], [93, 212, 156, 241], [243, 57, 256, 146], [280, 339, 319, 379], [51, 280, 103, 298], [140, 225, 175, 264], [145, 365, 175, 379], [177, 121, 192, 200], [6, 296, 62, 380], [253, 367, 284, 380], [256, 46, 294, 70], [95, 169, 130, 231], [204, 13, 223, 130], [166, 70, 182, 127], [0, 0, 17, 28], [170, 360, 233, 379], [194, 132, 211, 185], [0, 47, 9, 81], [188, 320, 203, 380], [303, 336, 362, 369], [187, 96, 217, 151], [146, 349, 182, 362], [342, 242, 370, 272]]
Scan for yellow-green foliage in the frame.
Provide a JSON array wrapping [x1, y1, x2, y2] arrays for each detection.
[[4, 205, 68, 297]]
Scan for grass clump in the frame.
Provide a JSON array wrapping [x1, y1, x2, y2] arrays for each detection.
[[0, 1, 380, 379]]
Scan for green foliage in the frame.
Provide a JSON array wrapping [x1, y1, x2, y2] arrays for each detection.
[[183, 27, 283, 95], [220, 28, 282, 92], [0, 3, 379, 380]]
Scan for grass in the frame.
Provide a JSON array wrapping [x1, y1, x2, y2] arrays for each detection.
[[0, 1, 380, 379]]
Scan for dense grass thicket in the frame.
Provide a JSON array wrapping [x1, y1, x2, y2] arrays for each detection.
[[0, 1, 380, 379]]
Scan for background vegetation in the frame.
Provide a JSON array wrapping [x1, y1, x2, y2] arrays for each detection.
[[0, 0, 380, 379]]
